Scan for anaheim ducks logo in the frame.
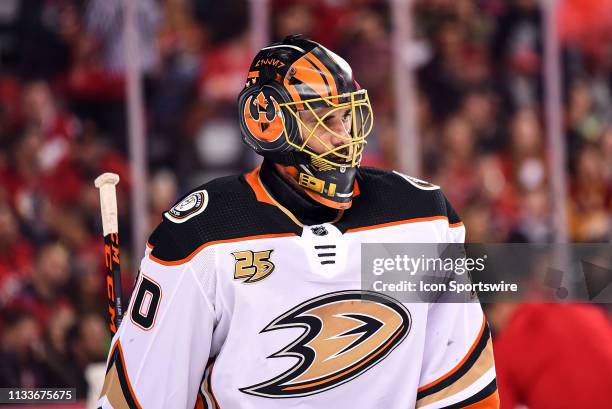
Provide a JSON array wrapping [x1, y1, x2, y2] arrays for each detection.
[[240, 290, 411, 398], [243, 91, 285, 142]]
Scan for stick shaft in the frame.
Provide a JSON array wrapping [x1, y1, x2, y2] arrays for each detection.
[[95, 173, 123, 334], [104, 232, 123, 334]]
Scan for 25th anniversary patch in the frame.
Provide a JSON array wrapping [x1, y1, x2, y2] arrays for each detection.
[[164, 189, 209, 223]]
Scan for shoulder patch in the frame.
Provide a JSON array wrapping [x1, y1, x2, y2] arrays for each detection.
[[164, 189, 209, 223], [392, 171, 440, 191]]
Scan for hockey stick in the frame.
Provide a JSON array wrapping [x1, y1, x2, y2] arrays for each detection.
[[94, 173, 124, 335]]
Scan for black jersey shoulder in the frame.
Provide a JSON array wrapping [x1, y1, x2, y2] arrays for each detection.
[[336, 167, 461, 232], [147, 174, 300, 263]]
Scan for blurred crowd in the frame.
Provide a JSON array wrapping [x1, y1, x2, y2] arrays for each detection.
[[0, 0, 610, 404]]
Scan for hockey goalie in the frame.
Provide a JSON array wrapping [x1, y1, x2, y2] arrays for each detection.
[[97, 35, 499, 409]]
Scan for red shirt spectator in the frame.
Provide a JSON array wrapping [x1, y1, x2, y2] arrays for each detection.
[[494, 304, 612, 408], [198, 33, 252, 104]]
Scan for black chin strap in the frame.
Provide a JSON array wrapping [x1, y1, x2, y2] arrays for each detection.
[[259, 160, 340, 225]]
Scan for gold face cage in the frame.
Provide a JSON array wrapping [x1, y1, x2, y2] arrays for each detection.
[[280, 89, 374, 169]]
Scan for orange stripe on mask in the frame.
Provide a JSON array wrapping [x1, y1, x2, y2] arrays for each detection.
[[305, 51, 338, 100], [290, 56, 330, 100]]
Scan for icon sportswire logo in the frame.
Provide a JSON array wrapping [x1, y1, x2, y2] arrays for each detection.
[[241, 290, 411, 398]]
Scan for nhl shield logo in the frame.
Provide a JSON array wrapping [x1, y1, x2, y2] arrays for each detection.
[[310, 226, 328, 236], [164, 189, 209, 223]]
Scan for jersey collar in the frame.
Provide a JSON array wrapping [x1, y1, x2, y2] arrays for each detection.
[[244, 161, 350, 227]]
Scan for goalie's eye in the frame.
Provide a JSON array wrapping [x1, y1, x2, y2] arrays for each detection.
[[322, 110, 351, 125], [322, 114, 336, 124]]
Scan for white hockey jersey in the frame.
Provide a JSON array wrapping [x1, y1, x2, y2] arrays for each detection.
[[98, 165, 499, 409]]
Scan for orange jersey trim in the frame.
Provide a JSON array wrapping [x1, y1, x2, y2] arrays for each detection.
[[449, 221, 464, 228], [346, 215, 451, 234], [115, 340, 143, 409], [147, 232, 297, 266], [463, 390, 500, 409], [243, 165, 358, 224], [195, 394, 205, 409], [244, 166, 275, 205], [303, 189, 352, 210], [418, 315, 487, 392], [207, 362, 221, 409]]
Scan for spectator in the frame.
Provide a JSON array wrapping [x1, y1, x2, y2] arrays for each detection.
[[508, 186, 552, 242], [462, 200, 495, 243], [149, 169, 179, 231], [52, 313, 108, 398], [492, 304, 612, 409], [492, 0, 543, 111], [569, 144, 610, 241], [419, 17, 471, 119], [10, 242, 73, 328], [435, 115, 478, 209], [273, 2, 317, 42], [41, 305, 77, 388], [506, 109, 546, 192], [198, 31, 251, 106], [0, 201, 33, 306], [0, 310, 46, 388], [460, 87, 505, 152], [22, 81, 80, 173], [601, 126, 612, 183]]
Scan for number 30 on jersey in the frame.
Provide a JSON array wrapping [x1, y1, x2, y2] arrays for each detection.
[[130, 275, 162, 330]]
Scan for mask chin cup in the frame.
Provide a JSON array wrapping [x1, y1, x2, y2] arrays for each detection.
[[285, 154, 358, 210]]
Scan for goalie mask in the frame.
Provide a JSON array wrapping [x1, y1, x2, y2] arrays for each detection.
[[238, 35, 374, 209]]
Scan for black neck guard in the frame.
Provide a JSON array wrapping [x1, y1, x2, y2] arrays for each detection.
[[259, 160, 340, 226]]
